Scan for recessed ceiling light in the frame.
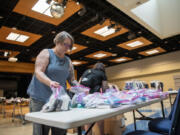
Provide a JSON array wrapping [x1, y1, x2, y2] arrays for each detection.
[[101, 28, 115, 37], [112, 53, 117, 56], [94, 26, 108, 35], [115, 58, 126, 62], [16, 35, 29, 42], [12, 27, 17, 30], [32, 0, 53, 17], [4, 51, 9, 57], [94, 26, 115, 37], [126, 41, 143, 47], [146, 49, 159, 55], [72, 47, 77, 51], [0, 16, 3, 19], [8, 57, 18, 62], [6, 32, 29, 42], [72, 61, 81, 65], [93, 53, 107, 58], [6, 32, 20, 41]]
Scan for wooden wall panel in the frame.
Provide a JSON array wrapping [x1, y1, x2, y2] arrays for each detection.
[[106, 50, 180, 91], [0, 61, 34, 73]]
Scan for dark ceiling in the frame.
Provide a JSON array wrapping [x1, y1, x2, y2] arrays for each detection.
[[0, 0, 180, 79]]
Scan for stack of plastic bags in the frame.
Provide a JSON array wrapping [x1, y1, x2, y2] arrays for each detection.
[[70, 85, 90, 108], [41, 86, 71, 112], [41, 85, 169, 111], [70, 87, 168, 109]]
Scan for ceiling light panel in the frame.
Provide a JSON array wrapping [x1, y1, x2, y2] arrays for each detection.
[[94, 53, 107, 58], [117, 37, 152, 50], [110, 57, 132, 63], [16, 35, 29, 42], [94, 26, 115, 37], [72, 47, 77, 51], [72, 61, 81, 65], [72, 60, 87, 66], [94, 26, 108, 34], [43, 7, 52, 16], [6, 32, 20, 41], [101, 28, 115, 37], [66, 44, 87, 55], [4, 51, 9, 57], [146, 50, 159, 55], [82, 19, 128, 41], [32, 0, 52, 17], [126, 41, 143, 47], [139, 47, 166, 56], [115, 58, 126, 62], [6, 32, 29, 43]]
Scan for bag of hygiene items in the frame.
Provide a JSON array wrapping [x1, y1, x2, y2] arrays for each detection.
[[41, 86, 71, 112], [70, 85, 90, 94]]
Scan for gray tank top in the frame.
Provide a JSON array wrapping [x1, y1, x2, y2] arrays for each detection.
[[27, 49, 70, 103]]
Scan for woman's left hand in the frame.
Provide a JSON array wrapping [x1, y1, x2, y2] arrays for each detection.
[[50, 81, 60, 88]]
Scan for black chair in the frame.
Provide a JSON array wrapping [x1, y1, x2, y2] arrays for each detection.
[[126, 88, 180, 135], [148, 95, 176, 134]]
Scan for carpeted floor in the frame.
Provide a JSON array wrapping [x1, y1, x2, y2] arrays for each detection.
[[123, 106, 171, 135]]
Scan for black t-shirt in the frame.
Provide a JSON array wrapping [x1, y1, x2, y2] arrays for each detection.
[[80, 69, 107, 93]]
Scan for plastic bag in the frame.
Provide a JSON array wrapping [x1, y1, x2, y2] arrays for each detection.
[[70, 85, 90, 94], [83, 93, 109, 108], [71, 92, 87, 108], [41, 86, 71, 112]]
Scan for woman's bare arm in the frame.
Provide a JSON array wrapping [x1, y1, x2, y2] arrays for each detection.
[[35, 49, 59, 87]]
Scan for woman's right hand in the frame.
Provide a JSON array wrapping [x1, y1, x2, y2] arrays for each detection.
[[50, 81, 60, 88]]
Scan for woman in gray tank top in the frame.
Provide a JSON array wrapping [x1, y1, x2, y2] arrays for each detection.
[[27, 31, 78, 135]]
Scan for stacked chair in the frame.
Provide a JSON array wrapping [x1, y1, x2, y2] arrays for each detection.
[[126, 88, 180, 135]]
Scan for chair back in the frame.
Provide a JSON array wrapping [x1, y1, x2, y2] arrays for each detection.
[[169, 88, 180, 135], [168, 96, 177, 119]]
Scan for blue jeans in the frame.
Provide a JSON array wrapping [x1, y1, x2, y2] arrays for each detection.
[[29, 98, 66, 135]]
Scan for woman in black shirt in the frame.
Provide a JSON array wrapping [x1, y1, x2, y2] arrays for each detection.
[[79, 62, 109, 135]]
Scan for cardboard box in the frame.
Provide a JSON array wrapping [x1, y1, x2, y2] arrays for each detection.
[[92, 114, 126, 135]]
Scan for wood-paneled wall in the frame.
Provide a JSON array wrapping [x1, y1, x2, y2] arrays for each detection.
[[106, 50, 180, 91], [0, 61, 34, 73]]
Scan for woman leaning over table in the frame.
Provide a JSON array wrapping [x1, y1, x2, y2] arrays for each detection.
[[27, 31, 78, 135]]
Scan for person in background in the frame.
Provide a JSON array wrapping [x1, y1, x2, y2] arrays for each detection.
[[79, 62, 109, 135], [80, 62, 109, 94], [27, 31, 78, 135]]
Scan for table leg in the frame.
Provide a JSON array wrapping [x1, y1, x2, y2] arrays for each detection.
[[85, 123, 95, 135], [160, 101, 165, 118], [133, 110, 137, 130], [78, 127, 82, 135], [169, 94, 173, 109]]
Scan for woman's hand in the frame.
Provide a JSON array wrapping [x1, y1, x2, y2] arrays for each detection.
[[50, 81, 60, 88]]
